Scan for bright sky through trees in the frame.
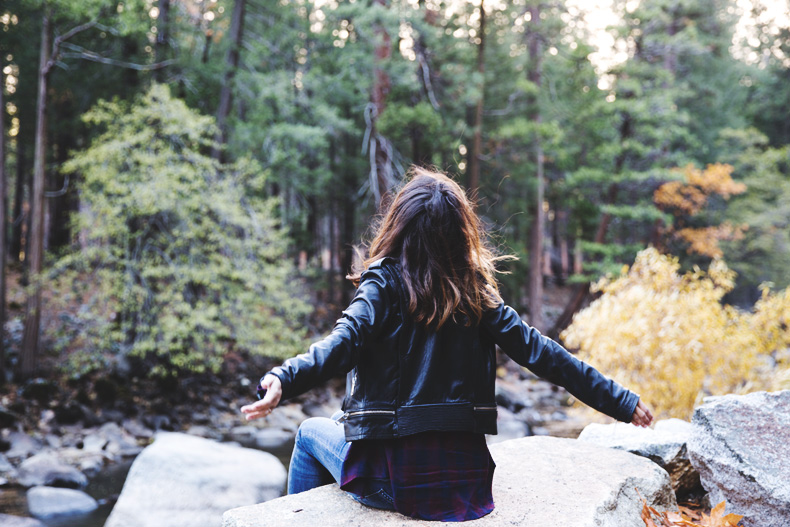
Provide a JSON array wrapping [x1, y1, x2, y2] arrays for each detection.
[[566, 0, 790, 80]]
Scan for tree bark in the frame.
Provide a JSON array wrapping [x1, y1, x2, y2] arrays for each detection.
[[370, 0, 392, 207], [526, 4, 544, 331], [11, 138, 25, 263], [21, 11, 51, 378], [154, 0, 170, 83], [0, 67, 7, 381], [467, 4, 485, 194], [47, 110, 75, 250], [212, 0, 246, 161], [548, 180, 620, 340]]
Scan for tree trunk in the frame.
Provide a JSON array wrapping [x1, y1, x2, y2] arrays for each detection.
[[47, 118, 75, 250], [548, 183, 620, 340], [370, 0, 392, 207], [154, 0, 170, 83], [526, 4, 544, 331], [467, 4, 485, 194], [0, 67, 6, 381], [11, 138, 25, 263], [20, 11, 51, 378], [212, 0, 246, 162], [341, 112, 356, 306]]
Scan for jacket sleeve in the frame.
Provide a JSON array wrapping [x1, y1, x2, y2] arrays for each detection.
[[482, 303, 639, 423], [265, 264, 394, 402]]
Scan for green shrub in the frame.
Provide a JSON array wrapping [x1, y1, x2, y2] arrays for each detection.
[[52, 84, 310, 377]]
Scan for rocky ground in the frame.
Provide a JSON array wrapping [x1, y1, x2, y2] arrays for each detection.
[[0, 349, 594, 525]]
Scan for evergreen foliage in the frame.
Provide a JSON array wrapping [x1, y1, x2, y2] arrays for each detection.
[[52, 85, 309, 377], [2, 0, 789, 383]]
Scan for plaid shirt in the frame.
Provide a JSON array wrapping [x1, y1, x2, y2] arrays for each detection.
[[340, 431, 495, 521]]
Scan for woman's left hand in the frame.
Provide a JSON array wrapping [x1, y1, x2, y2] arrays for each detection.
[[240, 375, 282, 421]]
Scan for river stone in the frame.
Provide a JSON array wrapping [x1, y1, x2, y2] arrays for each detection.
[[4, 432, 43, 460], [26, 486, 99, 520], [578, 419, 700, 495], [688, 390, 790, 527], [254, 428, 294, 451], [17, 452, 88, 489], [122, 418, 153, 439], [228, 425, 258, 448], [486, 407, 531, 444], [105, 431, 287, 527], [97, 422, 143, 457], [0, 452, 18, 482], [222, 435, 676, 527], [0, 513, 47, 527]]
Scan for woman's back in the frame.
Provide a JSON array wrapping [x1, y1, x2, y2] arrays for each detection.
[[241, 166, 653, 522]]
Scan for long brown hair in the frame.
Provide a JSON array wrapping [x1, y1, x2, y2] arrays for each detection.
[[350, 166, 507, 328]]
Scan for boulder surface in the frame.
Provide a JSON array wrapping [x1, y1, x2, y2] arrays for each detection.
[[578, 418, 700, 495], [688, 390, 790, 527], [223, 435, 676, 527], [0, 514, 47, 527], [26, 486, 99, 520], [17, 452, 88, 489], [105, 432, 287, 527]]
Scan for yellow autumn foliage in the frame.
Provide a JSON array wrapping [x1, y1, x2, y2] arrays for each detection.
[[675, 223, 746, 259], [654, 163, 747, 216], [561, 248, 790, 419]]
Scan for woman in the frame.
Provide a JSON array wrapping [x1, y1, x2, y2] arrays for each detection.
[[241, 167, 653, 521]]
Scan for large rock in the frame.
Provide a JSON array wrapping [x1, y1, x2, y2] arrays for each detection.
[[105, 432, 287, 527], [688, 390, 790, 527], [578, 419, 700, 495], [17, 452, 88, 489], [0, 514, 47, 527], [4, 432, 43, 460], [222, 435, 676, 527], [26, 486, 99, 520]]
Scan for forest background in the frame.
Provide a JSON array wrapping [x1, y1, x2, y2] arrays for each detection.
[[1, 0, 789, 420]]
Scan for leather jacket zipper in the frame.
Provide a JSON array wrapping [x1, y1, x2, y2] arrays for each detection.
[[338, 409, 396, 422]]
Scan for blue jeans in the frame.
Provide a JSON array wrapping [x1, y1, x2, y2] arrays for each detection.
[[288, 413, 395, 511]]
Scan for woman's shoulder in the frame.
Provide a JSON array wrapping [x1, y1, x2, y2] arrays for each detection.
[[365, 256, 399, 271], [361, 257, 401, 283], [358, 257, 401, 288]]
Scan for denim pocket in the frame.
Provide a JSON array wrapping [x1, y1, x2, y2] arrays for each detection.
[[350, 487, 395, 511]]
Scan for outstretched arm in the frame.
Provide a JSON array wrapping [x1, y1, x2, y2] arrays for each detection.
[[483, 303, 641, 423], [240, 262, 395, 418]]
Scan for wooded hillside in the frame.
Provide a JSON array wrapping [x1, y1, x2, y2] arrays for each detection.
[[1, 0, 788, 385]]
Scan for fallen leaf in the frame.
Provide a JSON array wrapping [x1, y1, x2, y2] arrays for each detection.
[[707, 501, 743, 527]]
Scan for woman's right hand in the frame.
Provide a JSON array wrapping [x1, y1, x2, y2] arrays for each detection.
[[630, 399, 654, 428], [240, 374, 282, 421]]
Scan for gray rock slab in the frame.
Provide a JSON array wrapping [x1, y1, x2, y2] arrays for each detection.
[[26, 486, 98, 520], [0, 513, 47, 527], [17, 453, 88, 489], [254, 428, 294, 451], [222, 435, 676, 527], [105, 431, 287, 527], [97, 422, 143, 457], [578, 419, 700, 494], [121, 418, 154, 439], [688, 390, 790, 527], [4, 432, 43, 460]]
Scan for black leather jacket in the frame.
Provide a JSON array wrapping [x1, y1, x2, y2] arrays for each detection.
[[268, 258, 639, 441]]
